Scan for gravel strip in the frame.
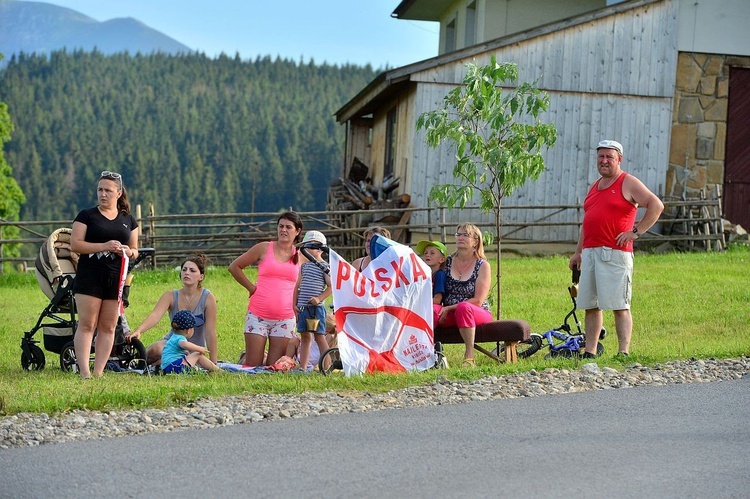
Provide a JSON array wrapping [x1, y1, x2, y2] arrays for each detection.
[[2, 357, 747, 449]]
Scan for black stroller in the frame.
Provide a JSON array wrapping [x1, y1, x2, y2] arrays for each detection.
[[20, 227, 154, 372]]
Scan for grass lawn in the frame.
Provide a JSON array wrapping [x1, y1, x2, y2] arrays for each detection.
[[1, 245, 748, 416]]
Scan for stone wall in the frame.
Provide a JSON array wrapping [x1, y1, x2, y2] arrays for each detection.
[[667, 52, 750, 199]]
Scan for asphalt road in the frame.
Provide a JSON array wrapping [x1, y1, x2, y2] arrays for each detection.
[[1, 377, 748, 498]]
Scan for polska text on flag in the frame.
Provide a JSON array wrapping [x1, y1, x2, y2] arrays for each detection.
[[330, 236, 436, 375]]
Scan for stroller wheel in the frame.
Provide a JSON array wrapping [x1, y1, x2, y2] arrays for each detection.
[[116, 338, 147, 371], [60, 341, 78, 372], [318, 347, 342, 376], [21, 344, 46, 371]]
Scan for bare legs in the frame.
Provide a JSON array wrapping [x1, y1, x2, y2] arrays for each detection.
[[73, 294, 119, 378], [243, 333, 267, 366], [242, 334, 289, 366], [453, 302, 493, 364], [584, 308, 632, 355], [298, 332, 330, 370], [613, 309, 632, 354], [458, 327, 476, 362], [266, 337, 289, 366], [298, 332, 313, 369], [584, 309, 603, 356], [184, 352, 220, 372]]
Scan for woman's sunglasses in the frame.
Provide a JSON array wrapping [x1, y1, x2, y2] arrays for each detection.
[[100, 171, 122, 181]]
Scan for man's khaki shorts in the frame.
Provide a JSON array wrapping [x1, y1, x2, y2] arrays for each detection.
[[577, 247, 633, 311]]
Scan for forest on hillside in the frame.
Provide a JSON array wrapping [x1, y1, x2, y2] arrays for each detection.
[[0, 50, 378, 221]]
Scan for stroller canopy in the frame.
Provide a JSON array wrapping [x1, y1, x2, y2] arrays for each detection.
[[35, 227, 78, 300]]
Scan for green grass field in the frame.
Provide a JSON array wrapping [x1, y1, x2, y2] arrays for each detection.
[[1, 245, 748, 416]]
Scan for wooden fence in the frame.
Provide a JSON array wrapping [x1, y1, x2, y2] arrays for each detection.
[[0, 197, 726, 273]]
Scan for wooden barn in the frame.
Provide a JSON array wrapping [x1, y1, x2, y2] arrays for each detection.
[[334, 0, 750, 243]]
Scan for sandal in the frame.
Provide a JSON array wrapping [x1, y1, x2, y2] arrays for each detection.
[[461, 358, 475, 367]]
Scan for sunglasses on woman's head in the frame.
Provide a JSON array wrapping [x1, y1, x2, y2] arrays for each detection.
[[100, 171, 122, 180]]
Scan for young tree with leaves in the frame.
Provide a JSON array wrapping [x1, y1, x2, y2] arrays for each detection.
[[417, 56, 556, 316], [0, 92, 27, 271]]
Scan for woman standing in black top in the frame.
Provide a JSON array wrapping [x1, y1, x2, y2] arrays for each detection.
[[71, 171, 139, 378]]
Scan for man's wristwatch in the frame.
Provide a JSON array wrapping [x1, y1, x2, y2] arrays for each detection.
[[632, 227, 639, 235]]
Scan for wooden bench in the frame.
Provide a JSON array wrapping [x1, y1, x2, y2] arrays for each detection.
[[434, 319, 531, 363]]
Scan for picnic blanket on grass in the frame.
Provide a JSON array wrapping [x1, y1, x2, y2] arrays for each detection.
[[218, 355, 297, 374]]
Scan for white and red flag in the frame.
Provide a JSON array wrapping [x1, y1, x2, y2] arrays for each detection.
[[330, 236, 436, 375]]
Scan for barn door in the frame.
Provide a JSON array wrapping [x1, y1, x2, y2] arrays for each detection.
[[724, 67, 750, 231]]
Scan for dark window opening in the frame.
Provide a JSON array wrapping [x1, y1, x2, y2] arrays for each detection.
[[465, 2, 477, 47], [385, 107, 397, 179], [445, 17, 456, 52]]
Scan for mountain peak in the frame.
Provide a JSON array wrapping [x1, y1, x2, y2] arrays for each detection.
[[0, 0, 192, 66]]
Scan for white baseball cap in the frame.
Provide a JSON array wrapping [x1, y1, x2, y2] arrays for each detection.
[[597, 140, 623, 156], [302, 230, 326, 245]]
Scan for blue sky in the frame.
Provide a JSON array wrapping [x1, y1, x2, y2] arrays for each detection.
[[32, 0, 440, 69]]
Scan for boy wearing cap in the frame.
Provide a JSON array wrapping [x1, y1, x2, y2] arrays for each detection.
[[569, 139, 663, 358], [417, 240, 449, 334], [293, 230, 332, 371], [161, 310, 220, 374], [416, 240, 447, 305]]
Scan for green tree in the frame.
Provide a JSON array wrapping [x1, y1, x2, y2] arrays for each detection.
[[0, 51, 377, 219], [417, 56, 557, 316], [0, 97, 27, 268]]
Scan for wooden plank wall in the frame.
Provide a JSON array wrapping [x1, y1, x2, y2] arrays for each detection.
[[346, 117, 373, 177], [398, 85, 418, 195], [368, 115, 386, 182], [352, 87, 418, 193], [408, 0, 678, 241]]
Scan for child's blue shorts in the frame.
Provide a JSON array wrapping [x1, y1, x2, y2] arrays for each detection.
[[296, 304, 327, 334]]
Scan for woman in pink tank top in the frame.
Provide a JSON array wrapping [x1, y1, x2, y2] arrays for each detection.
[[229, 211, 302, 366]]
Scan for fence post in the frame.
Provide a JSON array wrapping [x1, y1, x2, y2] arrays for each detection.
[[426, 205, 433, 241], [440, 207, 447, 242], [136, 204, 142, 243], [148, 202, 156, 266], [0, 225, 3, 275]]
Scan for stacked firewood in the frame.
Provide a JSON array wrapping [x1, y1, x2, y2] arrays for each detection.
[[327, 178, 372, 210], [327, 157, 411, 211], [326, 177, 410, 211]]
